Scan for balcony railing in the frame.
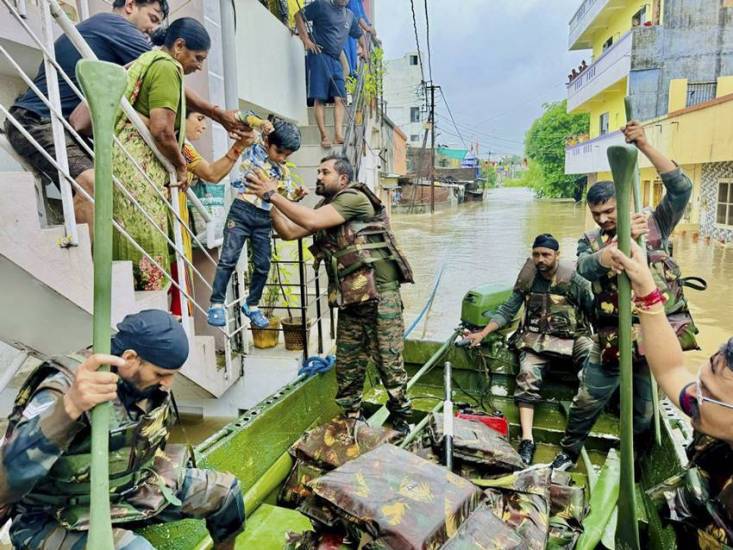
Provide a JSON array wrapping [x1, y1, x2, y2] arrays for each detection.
[[569, 0, 609, 49], [565, 130, 625, 175], [567, 29, 632, 112]]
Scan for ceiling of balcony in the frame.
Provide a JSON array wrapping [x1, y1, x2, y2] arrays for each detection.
[[570, 0, 628, 51]]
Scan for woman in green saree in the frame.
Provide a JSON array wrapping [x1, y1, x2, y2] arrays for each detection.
[[112, 18, 211, 291]]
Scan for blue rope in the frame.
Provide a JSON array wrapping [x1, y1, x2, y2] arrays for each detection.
[[404, 264, 445, 338], [298, 354, 336, 377]]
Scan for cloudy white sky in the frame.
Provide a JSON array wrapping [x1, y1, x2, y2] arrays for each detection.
[[375, 0, 587, 157]]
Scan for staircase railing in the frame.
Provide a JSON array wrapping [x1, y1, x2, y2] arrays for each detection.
[[341, 34, 374, 178], [0, 0, 243, 388]]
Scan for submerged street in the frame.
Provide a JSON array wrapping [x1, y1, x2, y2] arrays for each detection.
[[397, 187, 733, 365]]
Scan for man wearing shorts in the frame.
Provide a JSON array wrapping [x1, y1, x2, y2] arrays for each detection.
[[295, 0, 367, 148]]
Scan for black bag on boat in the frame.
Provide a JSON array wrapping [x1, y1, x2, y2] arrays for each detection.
[[429, 413, 525, 473]]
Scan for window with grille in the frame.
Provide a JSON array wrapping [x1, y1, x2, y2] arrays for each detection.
[[599, 112, 609, 135], [410, 55, 418, 66], [717, 180, 733, 227], [687, 82, 717, 107], [410, 107, 420, 123]]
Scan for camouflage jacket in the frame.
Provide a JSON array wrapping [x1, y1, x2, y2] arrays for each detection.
[[310, 183, 414, 308], [0, 356, 185, 530], [576, 167, 692, 320]]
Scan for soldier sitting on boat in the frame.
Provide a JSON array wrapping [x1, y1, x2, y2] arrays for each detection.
[[245, 155, 415, 435], [551, 121, 698, 471], [611, 240, 733, 549], [465, 233, 594, 465], [0, 310, 244, 549]]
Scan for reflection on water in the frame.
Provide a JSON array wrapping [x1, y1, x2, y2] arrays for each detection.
[[394, 187, 733, 365], [169, 416, 233, 445]]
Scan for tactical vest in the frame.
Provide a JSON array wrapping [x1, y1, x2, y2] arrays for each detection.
[[4, 356, 187, 530], [649, 434, 733, 548], [310, 183, 414, 308], [512, 258, 588, 358], [584, 218, 701, 364]]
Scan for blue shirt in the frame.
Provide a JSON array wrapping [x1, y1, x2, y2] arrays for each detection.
[[302, 0, 362, 59], [14, 12, 151, 119]]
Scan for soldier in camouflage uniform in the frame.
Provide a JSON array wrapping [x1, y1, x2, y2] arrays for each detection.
[[246, 155, 414, 434], [552, 121, 695, 471], [466, 234, 593, 465], [0, 310, 244, 549]]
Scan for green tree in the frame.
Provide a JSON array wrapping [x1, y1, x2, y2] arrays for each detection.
[[525, 100, 589, 198], [481, 163, 497, 188]]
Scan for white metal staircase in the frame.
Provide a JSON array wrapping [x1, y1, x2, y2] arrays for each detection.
[[0, 0, 240, 400]]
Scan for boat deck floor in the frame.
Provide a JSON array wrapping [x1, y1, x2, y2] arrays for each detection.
[[236, 504, 313, 550]]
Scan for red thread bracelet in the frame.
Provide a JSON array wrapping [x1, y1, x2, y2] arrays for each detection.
[[633, 288, 666, 309]]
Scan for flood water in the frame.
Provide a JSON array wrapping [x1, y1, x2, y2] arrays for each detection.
[[394, 187, 733, 366]]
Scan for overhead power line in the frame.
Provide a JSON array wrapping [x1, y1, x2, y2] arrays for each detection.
[[434, 112, 525, 145], [423, 0, 433, 82], [409, 0, 426, 83], [438, 88, 467, 149]]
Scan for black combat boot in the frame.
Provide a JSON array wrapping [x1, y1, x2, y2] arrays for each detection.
[[390, 412, 412, 437], [518, 439, 536, 466]]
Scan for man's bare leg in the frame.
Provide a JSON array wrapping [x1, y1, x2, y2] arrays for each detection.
[[73, 168, 95, 243], [519, 403, 535, 441], [314, 99, 330, 148], [334, 96, 345, 144]]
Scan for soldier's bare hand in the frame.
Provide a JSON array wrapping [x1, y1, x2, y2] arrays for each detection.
[[63, 354, 123, 420], [630, 212, 649, 240], [622, 121, 648, 148], [464, 330, 486, 348]]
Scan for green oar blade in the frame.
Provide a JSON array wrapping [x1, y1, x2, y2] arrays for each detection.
[[76, 59, 127, 550], [607, 144, 641, 550]]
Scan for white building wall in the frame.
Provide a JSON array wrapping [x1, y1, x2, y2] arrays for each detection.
[[235, 0, 308, 125], [383, 51, 424, 147]]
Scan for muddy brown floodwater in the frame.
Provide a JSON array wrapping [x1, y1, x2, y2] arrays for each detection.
[[394, 187, 733, 367]]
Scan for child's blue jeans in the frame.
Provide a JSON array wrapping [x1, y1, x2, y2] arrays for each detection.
[[210, 199, 271, 307]]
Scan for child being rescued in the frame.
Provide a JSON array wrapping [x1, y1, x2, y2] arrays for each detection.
[[207, 112, 305, 328]]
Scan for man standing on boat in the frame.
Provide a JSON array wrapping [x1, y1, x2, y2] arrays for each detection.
[[465, 234, 594, 465], [245, 155, 415, 435], [0, 310, 244, 549], [551, 121, 696, 471]]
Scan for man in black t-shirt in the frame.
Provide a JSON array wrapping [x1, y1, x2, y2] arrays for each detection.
[[5, 0, 247, 239], [5, 0, 166, 235]]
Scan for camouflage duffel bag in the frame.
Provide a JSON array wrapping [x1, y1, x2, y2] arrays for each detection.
[[441, 501, 524, 549], [429, 414, 525, 474], [281, 417, 398, 509], [291, 417, 398, 470], [309, 444, 481, 550]]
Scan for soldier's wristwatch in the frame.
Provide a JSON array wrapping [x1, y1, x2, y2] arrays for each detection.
[[262, 190, 275, 203]]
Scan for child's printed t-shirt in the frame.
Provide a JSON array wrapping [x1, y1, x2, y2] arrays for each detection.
[[230, 142, 303, 211]]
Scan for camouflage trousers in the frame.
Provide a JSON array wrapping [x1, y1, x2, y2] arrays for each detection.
[[335, 288, 411, 418], [10, 468, 244, 549], [514, 336, 593, 405], [559, 337, 654, 459]]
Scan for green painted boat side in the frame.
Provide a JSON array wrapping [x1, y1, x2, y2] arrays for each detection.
[[140, 369, 340, 549]]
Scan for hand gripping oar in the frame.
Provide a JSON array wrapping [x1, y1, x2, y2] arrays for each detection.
[[607, 143, 641, 550], [625, 97, 662, 447], [76, 59, 127, 550]]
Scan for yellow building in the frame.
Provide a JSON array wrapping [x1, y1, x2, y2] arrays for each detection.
[[565, 0, 733, 242]]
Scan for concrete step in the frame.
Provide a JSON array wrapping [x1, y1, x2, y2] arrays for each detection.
[[0, 171, 236, 397], [307, 105, 336, 126], [298, 123, 346, 144]]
